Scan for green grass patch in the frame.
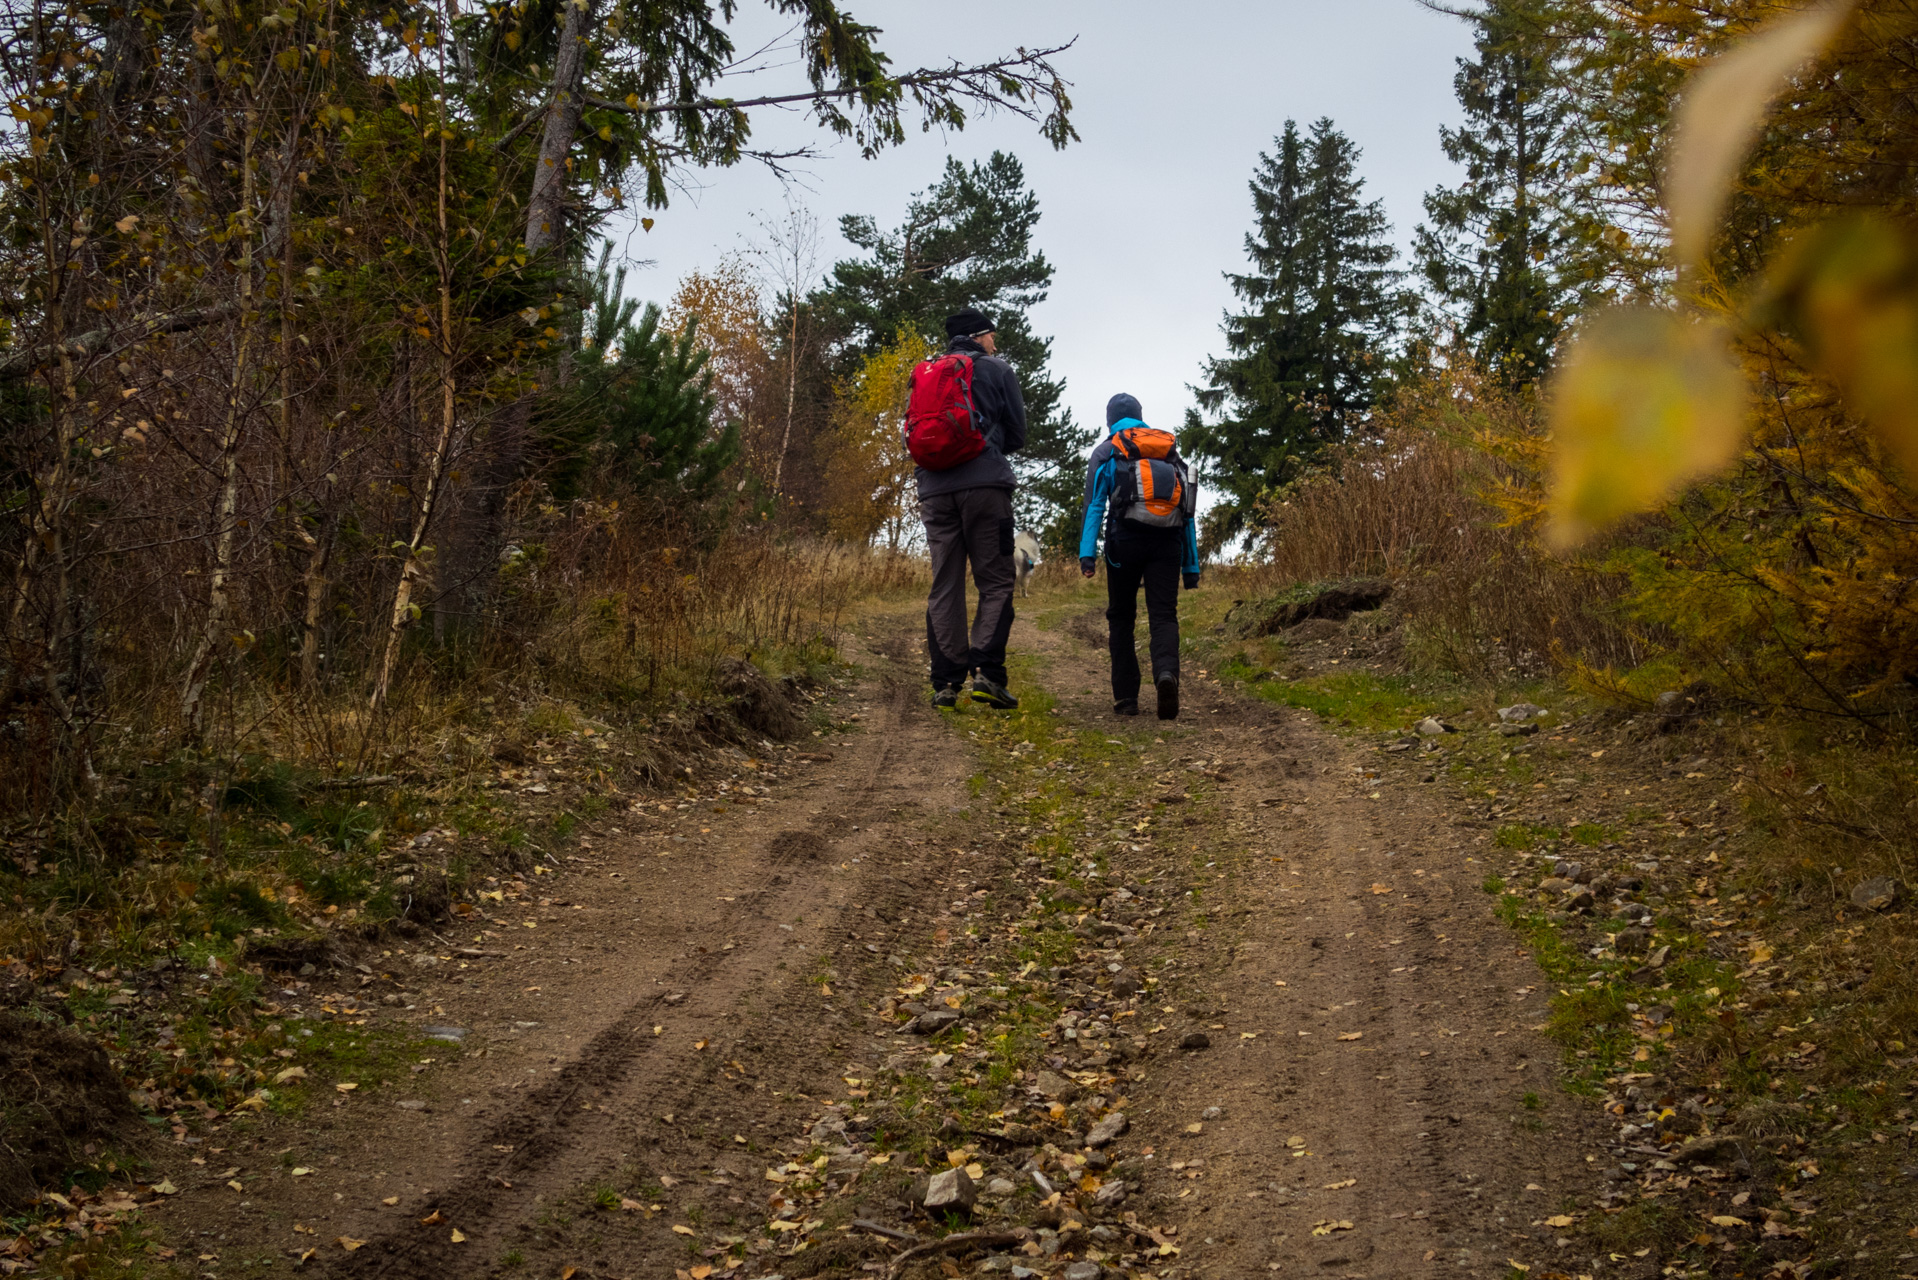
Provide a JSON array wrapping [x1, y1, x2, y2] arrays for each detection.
[[1213, 658, 1434, 731]]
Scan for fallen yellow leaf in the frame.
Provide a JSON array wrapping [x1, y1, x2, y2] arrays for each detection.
[[672, 1224, 696, 1236], [291, 1167, 312, 1177], [1338, 1032, 1363, 1042], [693, 1039, 708, 1051], [1545, 1214, 1576, 1227], [1185, 1122, 1203, 1134], [381, 1196, 399, 1206], [1323, 1179, 1356, 1190], [274, 1066, 308, 1084], [450, 1229, 466, 1243], [1370, 883, 1392, 894], [337, 1237, 365, 1251], [335, 1082, 358, 1093]]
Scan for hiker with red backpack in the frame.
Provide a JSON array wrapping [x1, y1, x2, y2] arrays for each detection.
[[1078, 394, 1202, 719], [907, 308, 1028, 710]]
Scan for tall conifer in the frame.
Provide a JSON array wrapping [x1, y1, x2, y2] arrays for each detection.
[[1188, 119, 1404, 549], [1414, 0, 1604, 384]]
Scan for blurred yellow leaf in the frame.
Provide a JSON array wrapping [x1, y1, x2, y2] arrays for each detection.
[[1667, 0, 1856, 269], [1547, 306, 1747, 547], [1545, 1213, 1576, 1227], [1768, 215, 1918, 478]]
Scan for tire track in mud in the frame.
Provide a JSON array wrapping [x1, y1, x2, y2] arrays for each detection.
[[1020, 610, 1611, 1280], [319, 632, 972, 1279]]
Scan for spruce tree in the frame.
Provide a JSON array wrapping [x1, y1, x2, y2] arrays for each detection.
[[813, 153, 1081, 545], [1188, 119, 1405, 549], [1414, 0, 1598, 385]]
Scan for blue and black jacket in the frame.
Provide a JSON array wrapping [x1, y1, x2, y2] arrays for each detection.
[[1078, 417, 1202, 576]]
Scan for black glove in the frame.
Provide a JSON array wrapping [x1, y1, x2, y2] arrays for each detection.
[[1080, 557, 1096, 578], [1183, 572, 1201, 590]]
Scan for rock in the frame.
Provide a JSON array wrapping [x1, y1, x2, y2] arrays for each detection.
[[1092, 1180, 1128, 1208], [1614, 927, 1650, 955], [1179, 1031, 1211, 1051], [407, 953, 443, 970], [1083, 1150, 1110, 1171], [1498, 723, 1539, 738], [905, 1009, 961, 1036], [1565, 889, 1596, 914], [1201, 1106, 1223, 1119], [1033, 1071, 1081, 1103], [922, 1166, 977, 1213], [1537, 877, 1575, 895], [925, 1052, 954, 1078], [1416, 717, 1454, 736], [1619, 902, 1653, 921], [1110, 970, 1143, 997], [1645, 945, 1670, 969], [1852, 876, 1902, 912], [422, 1025, 467, 1042], [1498, 703, 1547, 722], [1063, 1263, 1105, 1280], [1085, 1112, 1128, 1148], [985, 1177, 1017, 1197], [1552, 859, 1583, 880], [999, 1122, 1041, 1146]]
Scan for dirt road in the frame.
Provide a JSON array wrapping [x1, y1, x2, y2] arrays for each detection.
[[149, 601, 1614, 1280]]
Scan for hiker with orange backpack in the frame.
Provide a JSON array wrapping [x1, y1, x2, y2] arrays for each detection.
[[1078, 394, 1201, 719], [907, 308, 1028, 711]]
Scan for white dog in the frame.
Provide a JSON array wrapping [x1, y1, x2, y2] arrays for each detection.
[[1013, 530, 1042, 597]]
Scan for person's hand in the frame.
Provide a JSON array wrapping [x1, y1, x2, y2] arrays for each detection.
[[1080, 557, 1096, 578], [1183, 572, 1201, 590]]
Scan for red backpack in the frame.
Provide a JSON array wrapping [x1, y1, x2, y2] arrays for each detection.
[[904, 352, 988, 471]]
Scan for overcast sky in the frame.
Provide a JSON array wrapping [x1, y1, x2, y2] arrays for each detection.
[[606, 0, 1476, 445]]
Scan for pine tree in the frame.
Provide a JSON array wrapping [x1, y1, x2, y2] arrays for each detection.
[[1413, 0, 1598, 385], [813, 153, 1081, 545], [1188, 119, 1405, 549]]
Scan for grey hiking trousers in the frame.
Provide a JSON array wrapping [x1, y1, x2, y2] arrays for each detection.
[[922, 486, 1016, 689]]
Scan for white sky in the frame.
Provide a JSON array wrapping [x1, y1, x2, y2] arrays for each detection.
[[607, 0, 1475, 443]]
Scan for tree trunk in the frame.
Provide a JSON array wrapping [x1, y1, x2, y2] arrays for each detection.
[[438, 0, 594, 634], [296, 514, 336, 688], [524, 0, 593, 255], [372, 76, 465, 709], [180, 129, 259, 741]]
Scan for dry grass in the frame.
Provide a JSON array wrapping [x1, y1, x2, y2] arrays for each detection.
[[1235, 369, 1650, 680]]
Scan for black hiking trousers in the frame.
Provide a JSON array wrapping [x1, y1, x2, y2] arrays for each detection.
[[1105, 523, 1183, 703], [921, 486, 1016, 690]]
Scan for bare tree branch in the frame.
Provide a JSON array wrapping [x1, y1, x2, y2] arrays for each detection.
[[588, 42, 1076, 122], [0, 302, 240, 381]]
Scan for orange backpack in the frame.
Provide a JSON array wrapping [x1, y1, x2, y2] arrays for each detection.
[[1110, 427, 1194, 528]]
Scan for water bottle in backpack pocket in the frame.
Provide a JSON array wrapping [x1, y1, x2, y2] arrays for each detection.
[[1110, 426, 1196, 528]]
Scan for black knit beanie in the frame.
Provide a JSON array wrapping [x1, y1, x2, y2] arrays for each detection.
[[1106, 393, 1143, 425], [944, 308, 995, 340]]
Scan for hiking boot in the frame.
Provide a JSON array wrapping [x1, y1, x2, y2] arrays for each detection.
[[1113, 698, 1139, 716], [969, 675, 1019, 710], [931, 685, 962, 710], [1155, 672, 1180, 721]]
